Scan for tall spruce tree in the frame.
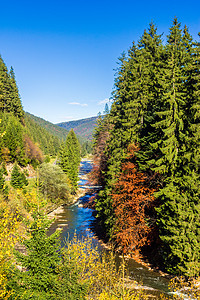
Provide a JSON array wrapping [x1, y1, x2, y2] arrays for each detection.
[[10, 163, 28, 189], [59, 129, 80, 194], [151, 19, 200, 277], [0, 56, 12, 114], [0, 58, 24, 121], [9, 67, 24, 122], [95, 23, 163, 237]]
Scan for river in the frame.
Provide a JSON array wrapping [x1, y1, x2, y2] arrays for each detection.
[[49, 160, 172, 299]]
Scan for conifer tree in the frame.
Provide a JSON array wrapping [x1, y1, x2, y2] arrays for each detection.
[[152, 20, 200, 277], [14, 213, 61, 299], [13, 213, 87, 299], [95, 23, 163, 237], [93, 20, 200, 276], [0, 56, 12, 114], [59, 129, 80, 194], [9, 67, 24, 122], [0, 58, 24, 122], [2, 114, 26, 165], [10, 163, 28, 189]]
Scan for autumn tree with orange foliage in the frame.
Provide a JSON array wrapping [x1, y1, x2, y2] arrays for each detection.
[[24, 135, 44, 165], [90, 111, 111, 188], [112, 146, 157, 255]]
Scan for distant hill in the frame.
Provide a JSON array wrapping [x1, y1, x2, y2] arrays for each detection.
[[25, 112, 69, 140], [57, 116, 99, 140]]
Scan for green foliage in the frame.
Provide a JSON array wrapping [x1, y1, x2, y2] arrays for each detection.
[[25, 113, 61, 156], [0, 168, 8, 198], [57, 115, 99, 140], [81, 140, 93, 157], [12, 213, 87, 300], [38, 163, 71, 203], [55, 250, 87, 300], [25, 112, 69, 140], [1, 162, 8, 176], [13, 213, 61, 299], [0, 113, 27, 166], [0, 57, 24, 122], [59, 129, 81, 194], [93, 19, 200, 276], [10, 163, 28, 189]]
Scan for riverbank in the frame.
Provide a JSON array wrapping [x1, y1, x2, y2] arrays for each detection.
[[47, 159, 91, 220]]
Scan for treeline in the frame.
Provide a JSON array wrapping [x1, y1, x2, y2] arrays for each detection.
[[92, 19, 200, 277], [58, 129, 81, 194]]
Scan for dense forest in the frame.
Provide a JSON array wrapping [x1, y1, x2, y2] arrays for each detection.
[[0, 17, 200, 299], [92, 18, 200, 277]]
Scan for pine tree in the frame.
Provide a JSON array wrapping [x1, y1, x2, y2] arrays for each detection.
[[14, 213, 61, 299], [59, 130, 81, 194], [93, 20, 200, 276], [13, 213, 87, 299], [0, 56, 12, 114], [0, 58, 24, 122], [95, 23, 163, 237], [10, 163, 28, 189], [144, 19, 200, 276], [9, 67, 24, 122]]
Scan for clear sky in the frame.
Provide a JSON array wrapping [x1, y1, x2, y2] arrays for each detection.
[[0, 0, 199, 123]]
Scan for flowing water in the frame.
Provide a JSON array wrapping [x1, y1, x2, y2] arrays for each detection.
[[49, 160, 173, 299]]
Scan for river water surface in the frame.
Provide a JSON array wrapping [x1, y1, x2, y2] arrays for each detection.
[[49, 161, 172, 299]]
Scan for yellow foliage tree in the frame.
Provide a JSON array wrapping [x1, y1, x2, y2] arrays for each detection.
[[0, 199, 22, 299], [64, 235, 150, 300]]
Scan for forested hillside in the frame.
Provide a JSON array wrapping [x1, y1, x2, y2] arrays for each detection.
[[92, 19, 200, 277], [26, 112, 93, 156], [25, 112, 69, 140], [57, 115, 98, 140], [25, 113, 61, 156], [0, 55, 64, 166]]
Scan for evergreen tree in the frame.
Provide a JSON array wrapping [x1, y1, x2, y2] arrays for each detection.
[[10, 163, 28, 189], [0, 56, 12, 114], [1, 113, 27, 165], [12, 213, 87, 299], [59, 129, 81, 194], [93, 20, 200, 276], [9, 67, 24, 122], [95, 23, 163, 237], [14, 213, 61, 299], [0, 57, 24, 122], [153, 19, 200, 277]]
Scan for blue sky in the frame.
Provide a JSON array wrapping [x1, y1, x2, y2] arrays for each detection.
[[0, 0, 199, 123]]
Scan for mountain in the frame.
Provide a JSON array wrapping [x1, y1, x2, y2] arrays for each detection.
[[57, 116, 99, 140], [25, 113, 61, 156], [25, 112, 91, 146], [25, 112, 69, 140]]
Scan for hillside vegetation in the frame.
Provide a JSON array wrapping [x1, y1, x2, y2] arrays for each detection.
[[25, 112, 69, 140], [92, 19, 200, 277], [57, 116, 98, 140], [26, 112, 93, 155]]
